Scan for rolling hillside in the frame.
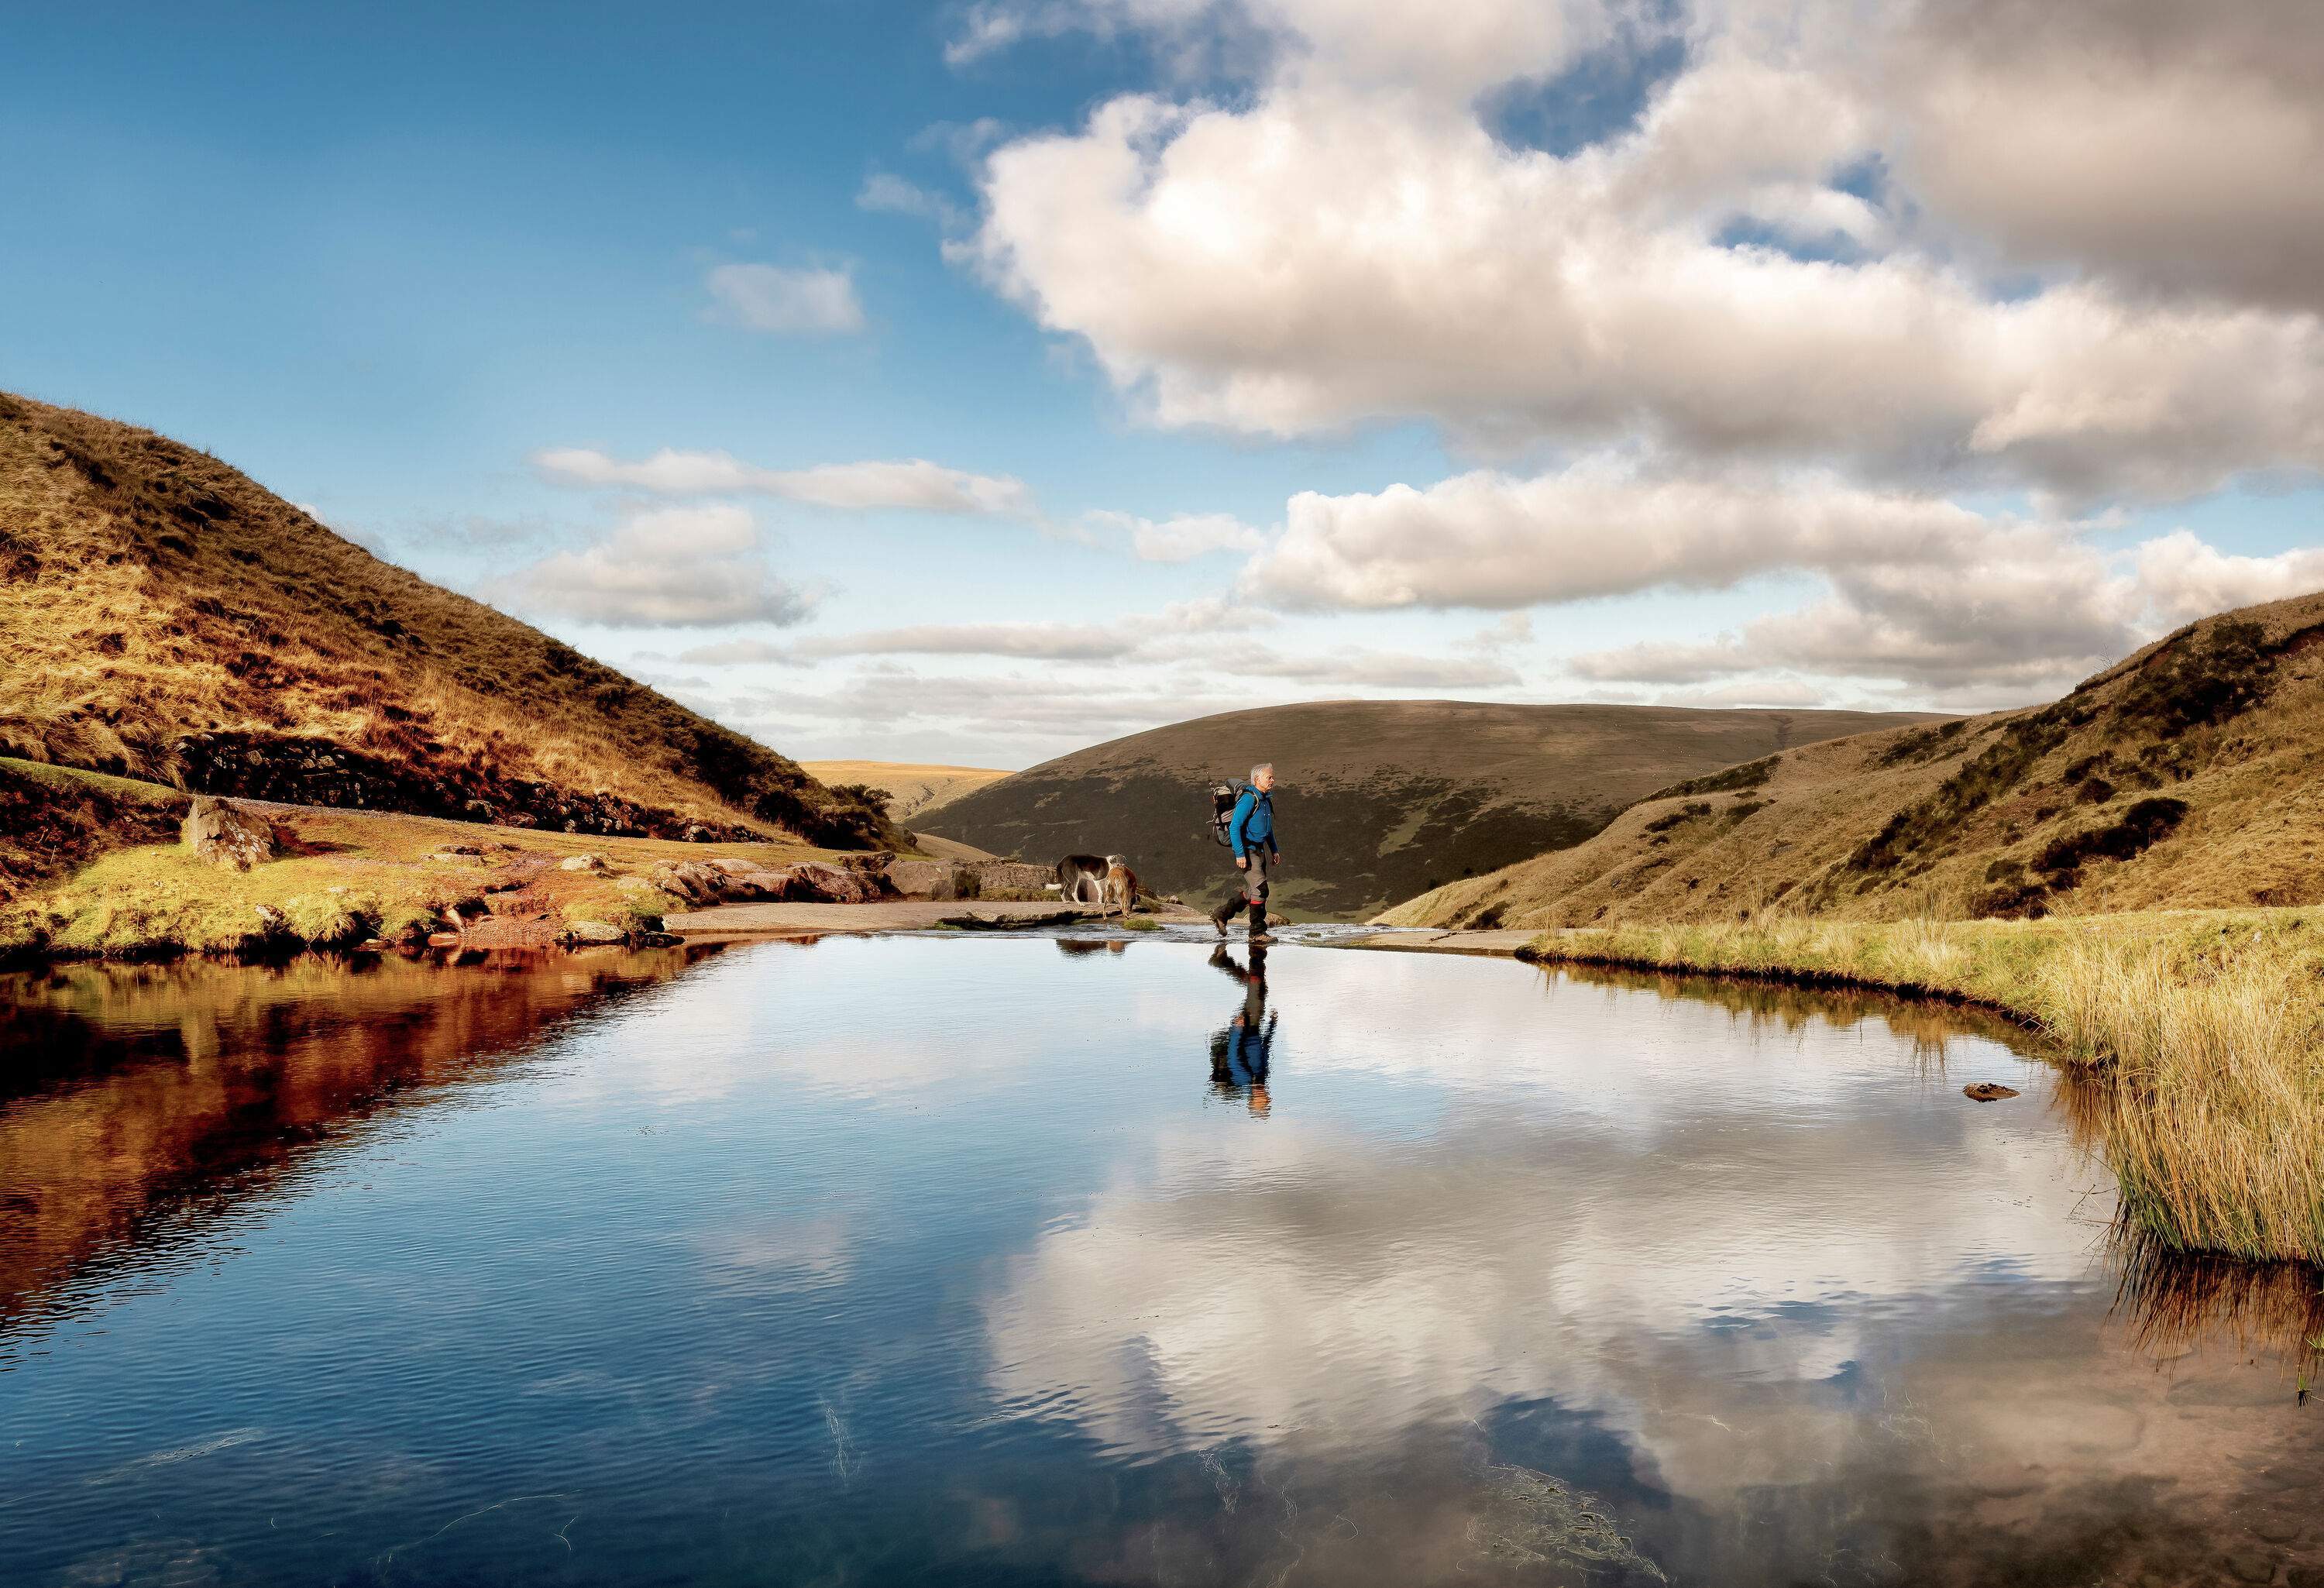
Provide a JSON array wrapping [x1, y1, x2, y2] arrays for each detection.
[[919, 701, 1935, 918], [1383, 592, 2324, 930], [802, 761, 1011, 821], [0, 393, 890, 849]]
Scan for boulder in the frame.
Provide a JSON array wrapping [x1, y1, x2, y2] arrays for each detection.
[[959, 861, 1052, 900], [1963, 1082, 2020, 1102], [787, 862, 881, 904], [559, 853, 607, 872], [562, 919, 627, 944], [885, 859, 967, 900], [647, 856, 892, 906], [648, 860, 731, 906], [181, 795, 275, 870]]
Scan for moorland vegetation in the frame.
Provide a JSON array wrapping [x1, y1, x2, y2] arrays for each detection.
[[0, 393, 892, 855]]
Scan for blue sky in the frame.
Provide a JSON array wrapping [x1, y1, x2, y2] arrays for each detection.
[[6, 0, 2320, 766]]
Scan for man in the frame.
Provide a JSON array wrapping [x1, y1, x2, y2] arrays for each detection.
[[1211, 762, 1281, 944], [1208, 943, 1275, 1117]]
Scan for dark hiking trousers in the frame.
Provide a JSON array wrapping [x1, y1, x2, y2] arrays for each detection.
[[1212, 850, 1271, 935]]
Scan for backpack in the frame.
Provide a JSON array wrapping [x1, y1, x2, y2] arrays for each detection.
[[1208, 783, 1243, 847]]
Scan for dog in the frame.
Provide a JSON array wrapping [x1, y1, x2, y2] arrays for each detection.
[[1055, 853, 1110, 906], [1102, 856, 1139, 920]]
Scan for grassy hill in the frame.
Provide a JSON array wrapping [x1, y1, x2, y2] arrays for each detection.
[[1384, 592, 2324, 931], [919, 700, 1935, 918], [801, 761, 1011, 821], [0, 392, 890, 850]]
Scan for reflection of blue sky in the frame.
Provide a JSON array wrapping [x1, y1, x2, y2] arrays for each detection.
[[4, 939, 2316, 1586]]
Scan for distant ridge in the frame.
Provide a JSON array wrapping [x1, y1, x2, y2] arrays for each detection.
[[802, 761, 1012, 821], [1383, 590, 2324, 930], [0, 393, 890, 847], [920, 699, 1937, 919]]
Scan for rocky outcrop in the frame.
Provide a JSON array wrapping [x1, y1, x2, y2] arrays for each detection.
[[786, 863, 883, 904], [885, 860, 963, 899], [169, 730, 763, 842], [882, 858, 1054, 901], [181, 794, 276, 869], [648, 856, 892, 908]]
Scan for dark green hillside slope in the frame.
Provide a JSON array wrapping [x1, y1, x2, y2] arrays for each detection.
[[923, 700, 1936, 918]]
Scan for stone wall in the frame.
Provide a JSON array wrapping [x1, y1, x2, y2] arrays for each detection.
[[884, 858, 1054, 901]]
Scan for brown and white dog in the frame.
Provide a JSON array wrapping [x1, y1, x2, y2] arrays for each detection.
[[1055, 853, 1109, 906], [1101, 857, 1139, 919], [1057, 852, 1140, 917]]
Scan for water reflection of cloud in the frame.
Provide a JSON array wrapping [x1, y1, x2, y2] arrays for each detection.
[[980, 1105, 2324, 1588], [982, 1095, 2103, 1492]]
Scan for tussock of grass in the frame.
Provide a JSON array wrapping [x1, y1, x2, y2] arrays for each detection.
[[1522, 909, 2324, 1264]]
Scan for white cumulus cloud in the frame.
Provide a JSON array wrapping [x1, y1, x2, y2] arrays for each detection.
[[1245, 463, 2024, 610], [958, 0, 2324, 499], [1236, 460, 2324, 696]]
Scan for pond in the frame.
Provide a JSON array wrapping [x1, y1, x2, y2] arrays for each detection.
[[2, 936, 2319, 1586]]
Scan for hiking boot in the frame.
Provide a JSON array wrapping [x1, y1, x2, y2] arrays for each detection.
[[1248, 931, 1276, 945], [1211, 912, 1229, 937]]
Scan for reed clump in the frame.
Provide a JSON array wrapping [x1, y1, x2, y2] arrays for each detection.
[[1522, 909, 2324, 1264]]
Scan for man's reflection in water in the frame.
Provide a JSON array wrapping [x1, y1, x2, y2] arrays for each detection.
[[1208, 944, 1275, 1116]]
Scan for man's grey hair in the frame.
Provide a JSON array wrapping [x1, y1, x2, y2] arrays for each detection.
[[1252, 762, 1274, 783]]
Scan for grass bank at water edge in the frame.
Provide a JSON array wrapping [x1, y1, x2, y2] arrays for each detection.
[[1521, 910, 2324, 1267]]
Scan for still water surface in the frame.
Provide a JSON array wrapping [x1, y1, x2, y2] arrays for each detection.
[[2, 937, 2319, 1586]]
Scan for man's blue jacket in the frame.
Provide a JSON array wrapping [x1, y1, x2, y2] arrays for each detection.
[[1229, 786, 1278, 859]]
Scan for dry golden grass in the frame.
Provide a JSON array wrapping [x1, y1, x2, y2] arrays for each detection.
[[0, 392, 885, 846], [1384, 593, 2324, 932], [1522, 909, 2324, 1263]]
